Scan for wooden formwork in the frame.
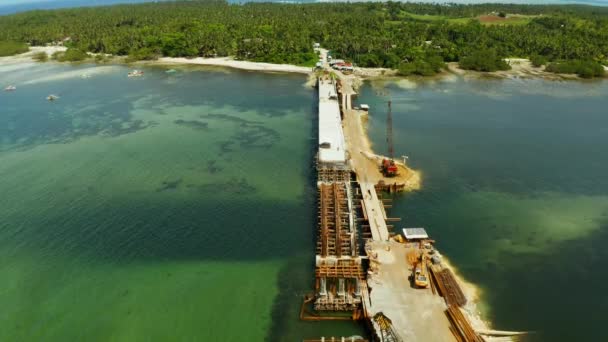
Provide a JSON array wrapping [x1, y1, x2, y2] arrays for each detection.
[[318, 167, 351, 184], [316, 260, 365, 279], [317, 182, 355, 258]]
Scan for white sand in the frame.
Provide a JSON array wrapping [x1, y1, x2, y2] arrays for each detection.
[[156, 56, 312, 74], [1, 47, 312, 75], [0, 46, 67, 64]]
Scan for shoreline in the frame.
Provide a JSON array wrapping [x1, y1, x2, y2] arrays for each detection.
[[3, 47, 606, 84], [440, 256, 493, 333], [353, 58, 607, 83], [154, 56, 312, 74]]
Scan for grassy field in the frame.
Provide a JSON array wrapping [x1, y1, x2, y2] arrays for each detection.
[[478, 14, 535, 26], [398, 11, 535, 26]]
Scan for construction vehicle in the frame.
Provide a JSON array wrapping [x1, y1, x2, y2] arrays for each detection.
[[382, 159, 398, 177], [381, 101, 398, 177], [414, 254, 429, 288], [373, 312, 402, 342]]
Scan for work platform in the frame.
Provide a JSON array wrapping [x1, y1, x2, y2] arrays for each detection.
[[366, 240, 455, 341]]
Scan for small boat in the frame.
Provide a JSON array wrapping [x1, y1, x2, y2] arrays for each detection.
[[46, 94, 59, 101], [165, 69, 177, 74], [128, 70, 144, 77], [4, 85, 16, 91]]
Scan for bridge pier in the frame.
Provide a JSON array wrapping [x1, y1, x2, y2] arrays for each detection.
[[320, 277, 328, 296], [337, 278, 346, 297]]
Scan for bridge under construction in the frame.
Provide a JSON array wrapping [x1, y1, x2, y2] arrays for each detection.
[[302, 68, 524, 342]]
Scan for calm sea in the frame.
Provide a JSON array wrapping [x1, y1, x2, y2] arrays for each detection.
[[360, 76, 608, 341], [2, 61, 608, 341], [0, 62, 363, 341]]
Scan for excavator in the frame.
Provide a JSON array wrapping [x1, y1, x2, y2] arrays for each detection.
[[414, 253, 429, 288]]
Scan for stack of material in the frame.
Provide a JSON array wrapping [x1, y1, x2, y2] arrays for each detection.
[[430, 266, 467, 307], [446, 305, 484, 342]]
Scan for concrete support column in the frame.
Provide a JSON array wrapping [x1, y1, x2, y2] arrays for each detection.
[[354, 278, 362, 297], [320, 277, 327, 296], [338, 278, 346, 297]]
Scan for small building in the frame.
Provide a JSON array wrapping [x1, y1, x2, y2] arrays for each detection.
[[402, 228, 429, 240], [360, 104, 369, 111], [313, 42, 320, 49]]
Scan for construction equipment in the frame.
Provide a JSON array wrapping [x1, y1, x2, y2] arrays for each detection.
[[373, 312, 402, 342], [381, 101, 398, 177], [414, 253, 429, 288]]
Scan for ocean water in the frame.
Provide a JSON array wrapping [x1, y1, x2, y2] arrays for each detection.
[[3, 61, 608, 341], [360, 76, 608, 341], [0, 62, 363, 341]]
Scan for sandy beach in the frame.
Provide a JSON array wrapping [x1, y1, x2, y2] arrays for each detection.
[[447, 58, 590, 80], [1, 47, 312, 75], [4, 47, 605, 83], [0, 46, 66, 64], [156, 56, 312, 74]]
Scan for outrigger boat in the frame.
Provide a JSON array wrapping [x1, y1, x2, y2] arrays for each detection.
[[128, 70, 144, 77], [4, 85, 16, 91], [46, 94, 59, 101]]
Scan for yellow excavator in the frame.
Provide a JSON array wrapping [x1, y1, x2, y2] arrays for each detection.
[[414, 254, 429, 288]]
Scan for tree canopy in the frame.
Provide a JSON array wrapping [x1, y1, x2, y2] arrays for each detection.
[[0, 0, 606, 74], [0, 40, 28, 56]]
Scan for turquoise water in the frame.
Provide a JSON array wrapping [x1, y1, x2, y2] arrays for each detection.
[[4, 61, 608, 341], [360, 76, 608, 341], [0, 62, 363, 341]]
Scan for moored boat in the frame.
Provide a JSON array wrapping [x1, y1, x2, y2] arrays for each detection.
[[128, 70, 144, 77], [46, 94, 59, 101], [4, 85, 16, 91]]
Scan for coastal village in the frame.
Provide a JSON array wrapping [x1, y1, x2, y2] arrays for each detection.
[[303, 45, 527, 342]]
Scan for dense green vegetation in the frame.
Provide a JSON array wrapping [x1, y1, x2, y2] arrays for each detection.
[[459, 49, 511, 72], [398, 54, 445, 76], [52, 48, 88, 62], [530, 53, 548, 67], [546, 60, 606, 78], [0, 1, 607, 75], [32, 51, 48, 62], [0, 41, 28, 56]]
